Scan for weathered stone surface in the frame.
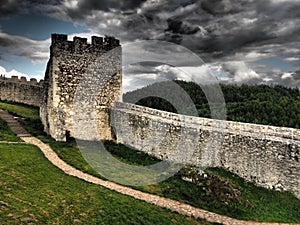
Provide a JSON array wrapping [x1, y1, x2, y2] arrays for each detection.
[[0, 76, 43, 107], [40, 34, 122, 141], [112, 102, 300, 198]]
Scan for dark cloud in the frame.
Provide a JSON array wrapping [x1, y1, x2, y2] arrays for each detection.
[[56, 0, 300, 88], [66, 0, 147, 18], [254, 0, 300, 20], [0, 0, 62, 17], [199, 28, 274, 58], [0, 0, 26, 17], [144, 0, 299, 64], [0, 36, 14, 47], [80, 0, 147, 11], [200, 0, 247, 15], [0, 33, 50, 62], [165, 19, 200, 35], [3, 0, 300, 63]]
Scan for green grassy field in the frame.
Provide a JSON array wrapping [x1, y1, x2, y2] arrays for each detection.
[[1, 100, 300, 223], [43, 139, 300, 223], [0, 144, 214, 225], [0, 101, 39, 120]]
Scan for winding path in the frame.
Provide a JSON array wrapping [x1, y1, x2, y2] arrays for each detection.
[[0, 109, 298, 225]]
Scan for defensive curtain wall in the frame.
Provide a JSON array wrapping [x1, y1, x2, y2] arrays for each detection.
[[0, 76, 43, 107], [112, 102, 300, 198], [0, 34, 299, 198]]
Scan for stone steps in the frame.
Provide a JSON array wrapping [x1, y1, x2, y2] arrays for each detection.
[[0, 110, 31, 137]]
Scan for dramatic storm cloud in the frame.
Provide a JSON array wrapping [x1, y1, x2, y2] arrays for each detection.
[[0, 33, 50, 63], [64, 0, 147, 16], [0, 0, 299, 89], [0, 0, 62, 18]]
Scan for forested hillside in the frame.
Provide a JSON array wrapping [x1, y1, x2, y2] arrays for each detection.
[[123, 81, 300, 129]]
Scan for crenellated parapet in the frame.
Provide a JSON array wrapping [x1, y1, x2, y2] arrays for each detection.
[[51, 34, 120, 56], [0, 75, 44, 86], [0, 75, 43, 106]]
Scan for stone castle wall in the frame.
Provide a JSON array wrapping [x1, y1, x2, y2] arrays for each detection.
[[112, 102, 300, 198], [0, 76, 43, 107], [40, 34, 122, 141]]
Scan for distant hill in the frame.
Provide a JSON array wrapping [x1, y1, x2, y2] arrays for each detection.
[[123, 81, 300, 129]]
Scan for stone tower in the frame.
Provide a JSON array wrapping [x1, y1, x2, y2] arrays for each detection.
[[40, 34, 122, 141]]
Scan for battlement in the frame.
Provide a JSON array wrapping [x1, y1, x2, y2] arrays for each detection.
[[0, 75, 43, 106], [0, 75, 44, 86], [51, 34, 68, 44], [51, 34, 120, 54]]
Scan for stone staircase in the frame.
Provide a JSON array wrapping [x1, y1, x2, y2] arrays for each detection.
[[0, 109, 31, 137]]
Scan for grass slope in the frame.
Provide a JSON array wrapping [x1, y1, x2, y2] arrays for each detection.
[[1, 100, 300, 223], [0, 101, 39, 120], [0, 144, 213, 225], [45, 139, 300, 223]]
